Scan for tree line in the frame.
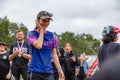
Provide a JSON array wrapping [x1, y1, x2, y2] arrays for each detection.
[[0, 17, 100, 55]]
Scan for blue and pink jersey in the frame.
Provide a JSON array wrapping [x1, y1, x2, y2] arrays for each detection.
[[27, 30, 58, 73]]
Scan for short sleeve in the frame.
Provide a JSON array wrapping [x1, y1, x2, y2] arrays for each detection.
[[53, 34, 58, 48], [27, 31, 37, 45], [25, 42, 32, 55]]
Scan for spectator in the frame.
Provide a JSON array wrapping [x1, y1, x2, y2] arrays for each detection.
[[63, 42, 80, 80], [77, 53, 89, 80], [52, 47, 62, 80], [98, 26, 120, 68], [9, 29, 31, 80], [52, 47, 66, 80], [0, 42, 11, 80], [85, 26, 120, 80]]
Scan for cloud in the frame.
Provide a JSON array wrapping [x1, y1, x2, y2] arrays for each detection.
[[0, 0, 120, 39]]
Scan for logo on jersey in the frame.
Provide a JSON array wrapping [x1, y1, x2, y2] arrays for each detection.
[[3, 55, 7, 59]]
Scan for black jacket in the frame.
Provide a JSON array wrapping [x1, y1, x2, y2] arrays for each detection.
[[91, 55, 120, 80], [98, 42, 120, 68], [64, 51, 80, 74]]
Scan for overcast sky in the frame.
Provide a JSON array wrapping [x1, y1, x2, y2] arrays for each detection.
[[0, 0, 120, 39]]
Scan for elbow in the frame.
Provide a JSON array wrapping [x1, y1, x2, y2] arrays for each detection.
[[32, 42, 42, 49]]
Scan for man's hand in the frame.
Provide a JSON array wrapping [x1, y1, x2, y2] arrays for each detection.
[[13, 48, 19, 56], [58, 70, 65, 80], [13, 48, 23, 57]]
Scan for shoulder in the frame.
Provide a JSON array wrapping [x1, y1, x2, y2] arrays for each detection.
[[109, 42, 119, 45], [46, 31, 54, 35], [99, 43, 109, 51], [46, 30, 53, 33], [27, 30, 38, 36], [46, 31, 56, 38], [84, 61, 88, 64], [24, 41, 29, 45], [71, 51, 77, 56], [10, 42, 17, 47], [108, 42, 120, 48], [24, 41, 29, 44]]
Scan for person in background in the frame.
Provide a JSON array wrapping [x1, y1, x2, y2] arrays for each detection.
[[58, 47, 66, 73], [0, 42, 11, 80], [63, 42, 80, 80], [52, 47, 62, 80], [80, 53, 89, 74], [9, 30, 31, 80], [98, 25, 120, 68], [52, 47, 66, 80], [85, 26, 120, 80], [27, 11, 64, 80], [77, 53, 89, 80]]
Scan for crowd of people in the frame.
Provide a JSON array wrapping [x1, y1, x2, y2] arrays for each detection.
[[0, 10, 120, 80]]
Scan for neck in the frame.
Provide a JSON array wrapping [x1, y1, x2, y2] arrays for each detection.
[[66, 52, 70, 55], [17, 40, 24, 43], [81, 60, 85, 63]]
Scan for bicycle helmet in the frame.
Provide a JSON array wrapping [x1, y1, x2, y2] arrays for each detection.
[[102, 26, 120, 36]]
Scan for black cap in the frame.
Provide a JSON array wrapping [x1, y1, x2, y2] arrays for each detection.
[[37, 11, 53, 20], [0, 42, 7, 46]]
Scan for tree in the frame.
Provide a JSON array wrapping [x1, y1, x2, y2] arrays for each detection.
[[0, 16, 28, 47], [0, 16, 100, 55], [57, 31, 100, 55]]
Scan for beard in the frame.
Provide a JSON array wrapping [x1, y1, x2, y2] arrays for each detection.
[[18, 38, 23, 42]]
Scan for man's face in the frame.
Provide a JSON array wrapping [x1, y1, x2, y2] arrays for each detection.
[[16, 31, 24, 41]]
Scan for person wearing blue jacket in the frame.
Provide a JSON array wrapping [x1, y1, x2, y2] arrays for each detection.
[[77, 53, 89, 80]]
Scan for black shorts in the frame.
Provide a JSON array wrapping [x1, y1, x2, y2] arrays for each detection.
[[27, 72, 55, 80], [11, 65, 28, 80]]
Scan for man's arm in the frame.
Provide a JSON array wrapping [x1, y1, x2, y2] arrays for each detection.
[[21, 43, 31, 60], [21, 53, 31, 60], [9, 48, 19, 61], [52, 48, 64, 80]]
